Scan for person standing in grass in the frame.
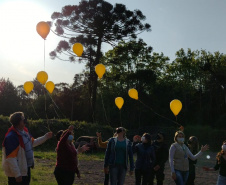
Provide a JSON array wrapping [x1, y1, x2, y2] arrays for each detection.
[[186, 136, 199, 185], [203, 140, 226, 185], [2, 111, 53, 185], [169, 131, 209, 185], [54, 125, 85, 185], [104, 127, 134, 185], [133, 133, 156, 185]]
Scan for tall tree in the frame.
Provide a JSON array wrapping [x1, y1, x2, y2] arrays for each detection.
[[0, 78, 21, 115], [49, 0, 151, 122]]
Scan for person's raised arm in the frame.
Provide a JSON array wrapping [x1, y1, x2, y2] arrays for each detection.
[[203, 159, 219, 172], [32, 132, 53, 147], [187, 144, 209, 161], [96, 132, 108, 148]]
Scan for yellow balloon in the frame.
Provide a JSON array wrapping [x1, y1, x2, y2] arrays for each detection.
[[72, 43, 83, 57], [23, 81, 34, 94], [115, 97, 124, 110], [170, 99, 182, 116], [128, 89, 138, 100], [95, 64, 106, 79], [36, 21, 50, 39], [45, 81, 55, 94], [37, 71, 48, 85]]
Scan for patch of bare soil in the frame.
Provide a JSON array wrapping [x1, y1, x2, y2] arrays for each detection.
[[74, 152, 219, 185]]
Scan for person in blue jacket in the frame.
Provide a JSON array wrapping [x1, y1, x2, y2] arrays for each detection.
[[104, 127, 134, 185], [133, 133, 156, 185]]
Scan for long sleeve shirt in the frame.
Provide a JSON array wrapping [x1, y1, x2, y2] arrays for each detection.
[[97, 136, 108, 149], [56, 130, 79, 174], [169, 143, 202, 173]]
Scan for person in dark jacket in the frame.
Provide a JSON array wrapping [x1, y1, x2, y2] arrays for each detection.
[[186, 136, 199, 185], [104, 127, 134, 185], [133, 133, 156, 185], [149, 132, 168, 185], [203, 140, 226, 185]]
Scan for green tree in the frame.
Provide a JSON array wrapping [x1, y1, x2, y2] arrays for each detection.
[[0, 78, 21, 115], [49, 0, 151, 122], [97, 40, 170, 128]]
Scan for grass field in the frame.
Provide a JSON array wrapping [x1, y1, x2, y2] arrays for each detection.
[[0, 150, 220, 185], [0, 150, 105, 185]]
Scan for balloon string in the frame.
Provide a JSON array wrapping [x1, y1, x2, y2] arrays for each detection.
[[29, 94, 40, 119], [29, 93, 51, 133], [99, 83, 111, 127], [44, 40, 45, 71], [138, 100, 181, 126], [43, 86, 51, 132], [120, 110, 122, 127], [47, 92, 67, 119]]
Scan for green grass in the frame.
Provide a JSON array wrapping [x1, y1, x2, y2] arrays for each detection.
[[0, 150, 105, 185]]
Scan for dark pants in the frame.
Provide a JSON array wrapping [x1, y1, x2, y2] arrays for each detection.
[[8, 168, 31, 185], [54, 166, 75, 185], [135, 169, 151, 185], [149, 167, 165, 185], [104, 173, 110, 185], [186, 172, 195, 185], [186, 165, 195, 185], [109, 164, 127, 185]]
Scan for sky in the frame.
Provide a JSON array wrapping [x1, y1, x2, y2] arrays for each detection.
[[0, 0, 226, 87]]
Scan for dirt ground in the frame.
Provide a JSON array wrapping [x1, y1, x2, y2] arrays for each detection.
[[73, 152, 219, 185]]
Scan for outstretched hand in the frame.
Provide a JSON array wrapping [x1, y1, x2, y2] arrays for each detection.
[[77, 144, 90, 154], [45, 132, 53, 139], [201, 144, 209, 152]]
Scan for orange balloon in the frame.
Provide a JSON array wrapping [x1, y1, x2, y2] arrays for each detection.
[[115, 97, 124, 110], [95, 64, 106, 79], [36, 21, 50, 39], [170, 99, 182, 116], [128, 89, 138, 100], [72, 43, 83, 57], [37, 71, 48, 85], [45, 81, 55, 94], [23, 81, 34, 94]]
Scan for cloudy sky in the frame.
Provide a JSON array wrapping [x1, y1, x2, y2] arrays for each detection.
[[0, 0, 225, 86]]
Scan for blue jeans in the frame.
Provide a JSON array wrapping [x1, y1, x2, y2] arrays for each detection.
[[109, 164, 127, 185], [174, 170, 189, 185], [217, 175, 226, 185]]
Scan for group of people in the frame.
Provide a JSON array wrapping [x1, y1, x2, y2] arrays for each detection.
[[1, 111, 226, 185], [97, 128, 168, 185]]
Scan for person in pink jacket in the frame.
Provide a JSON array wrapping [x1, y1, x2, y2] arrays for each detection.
[[2, 112, 53, 185]]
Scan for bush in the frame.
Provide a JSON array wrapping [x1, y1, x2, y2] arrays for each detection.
[[0, 117, 224, 152]]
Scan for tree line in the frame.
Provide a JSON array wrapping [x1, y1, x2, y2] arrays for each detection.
[[1, 0, 226, 130], [1, 46, 226, 130]]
